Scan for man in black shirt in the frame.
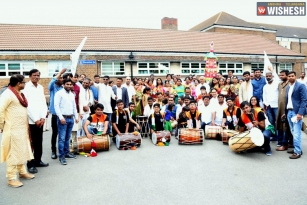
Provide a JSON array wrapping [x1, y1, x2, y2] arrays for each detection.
[[237, 101, 272, 156], [148, 103, 164, 133], [112, 100, 129, 142], [222, 98, 241, 130]]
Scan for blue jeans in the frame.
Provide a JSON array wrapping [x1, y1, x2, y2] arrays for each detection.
[[266, 106, 278, 128], [105, 113, 112, 134], [87, 125, 98, 135], [277, 130, 288, 146], [57, 117, 74, 159], [262, 130, 273, 152], [287, 110, 303, 154]]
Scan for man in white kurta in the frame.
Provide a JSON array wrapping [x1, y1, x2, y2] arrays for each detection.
[[0, 74, 34, 188], [94, 75, 116, 135], [79, 78, 94, 136]]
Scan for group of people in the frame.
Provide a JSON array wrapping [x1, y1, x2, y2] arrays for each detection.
[[1, 67, 307, 188]]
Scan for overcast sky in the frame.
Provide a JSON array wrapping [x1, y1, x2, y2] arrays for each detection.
[[0, 0, 306, 30]]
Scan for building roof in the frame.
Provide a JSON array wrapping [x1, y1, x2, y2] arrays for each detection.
[[190, 11, 307, 39], [0, 23, 304, 57], [189, 12, 275, 32], [251, 23, 307, 38]]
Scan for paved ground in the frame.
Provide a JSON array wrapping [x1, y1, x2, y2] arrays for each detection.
[[1, 126, 307, 205]]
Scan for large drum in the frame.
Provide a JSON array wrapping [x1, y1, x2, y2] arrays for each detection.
[[222, 129, 239, 145], [116, 133, 142, 150], [71, 135, 110, 153], [205, 126, 222, 139], [178, 128, 204, 145], [152, 131, 171, 145], [137, 116, 149, 138], [228, 128, 264, 152]]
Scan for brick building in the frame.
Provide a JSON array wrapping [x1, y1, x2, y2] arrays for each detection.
[[0, 13, 305, 95]]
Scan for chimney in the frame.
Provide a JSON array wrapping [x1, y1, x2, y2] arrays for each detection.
[[161, 17, 178, 30]]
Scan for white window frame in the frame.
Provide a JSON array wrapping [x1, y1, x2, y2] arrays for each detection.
[[218, 62, 243, 76], [251, 63, 264, 73], [180, 62, 205, 75], [0, 61, 35, 78], [137, 62, 170, 76], [100, 61, 125, 77], [48, 61, 70, 77], [279, 63, 292, 72]]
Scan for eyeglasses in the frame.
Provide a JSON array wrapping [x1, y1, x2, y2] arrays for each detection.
[[103, 78, 109, 80]]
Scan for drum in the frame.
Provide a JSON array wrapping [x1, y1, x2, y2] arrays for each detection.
[[152, 131, 171, 145], [116, 133, 142, 150], [178, 128, 204, 145], [137, 116, 149, 138], [228, 131, 256, 152], [205, 126, 222, 139], [222, 129, 239, 145], [71, 135, 110, 153]]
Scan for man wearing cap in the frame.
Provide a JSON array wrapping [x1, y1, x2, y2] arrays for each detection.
[[239, 71, 253, 104], [94, 75, 117, 135], [122, 76, 136, 104]]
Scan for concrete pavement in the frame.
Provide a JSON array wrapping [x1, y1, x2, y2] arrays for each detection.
[[1, 129, 307, 205]]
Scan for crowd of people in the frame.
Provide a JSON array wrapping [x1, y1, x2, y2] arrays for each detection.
[[1, 67, 307, 188]]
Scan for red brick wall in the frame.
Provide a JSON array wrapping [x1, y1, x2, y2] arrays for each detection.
[[208, 27, 276, 42]]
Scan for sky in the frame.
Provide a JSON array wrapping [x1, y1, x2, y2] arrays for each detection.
[[0, 0, 306, 30]]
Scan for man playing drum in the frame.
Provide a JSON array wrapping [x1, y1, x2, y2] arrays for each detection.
[[83, 103, 109, 139], [111, 100, 129, 143], [148, 103, 165, 134], [185, 101, 201, 129], [238, 101, 272, 156], [222, 98, 241, 130]]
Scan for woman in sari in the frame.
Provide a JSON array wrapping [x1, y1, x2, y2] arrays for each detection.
[[154, 78, 165, 96], [147, 79, 155, 98], [230, 76, 241, 107], [174, 79, 185, 104], [134, 83, 143, 116], [210, 77, 219, 90], [191, 79, 199, 97], [218, 78, 229, 95]]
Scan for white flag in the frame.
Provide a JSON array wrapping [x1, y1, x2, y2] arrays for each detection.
[[263, 51, 273, 75], [70, 37, 87, 76]]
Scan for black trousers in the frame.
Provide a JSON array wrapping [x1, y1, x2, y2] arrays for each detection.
[[27, 124, 43, 168], [51, 115, 58, 153]]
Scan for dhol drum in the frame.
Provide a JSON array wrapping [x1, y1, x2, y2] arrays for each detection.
[[137, 116, 149, 138], [228, 129, 264, 153], [71, 135, 110, 153], [222, 129, 239, 145], [152, 131, 171, 145], [116, 133, 142, 150], [205, 126, 222, 139], [178, 128, 204, 145]]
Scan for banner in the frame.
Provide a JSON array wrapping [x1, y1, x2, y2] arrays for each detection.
[[204, 42, 218, 82]]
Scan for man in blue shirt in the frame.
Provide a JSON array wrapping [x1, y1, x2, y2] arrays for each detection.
[[48, 68, 65, 159], [251, 68, 266, 108]]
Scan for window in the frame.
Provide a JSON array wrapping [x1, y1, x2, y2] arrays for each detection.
[[305, 63, 307, 69], [180, 63, 205, 74], [218, 63, 243, 75], [0, 62, 35, 77], [251, 63, 264, 73], [137, 62, 170, 75], [48, 61, 70, 77], [101, 62, 125, 76], [279, 63, 292, 71]]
